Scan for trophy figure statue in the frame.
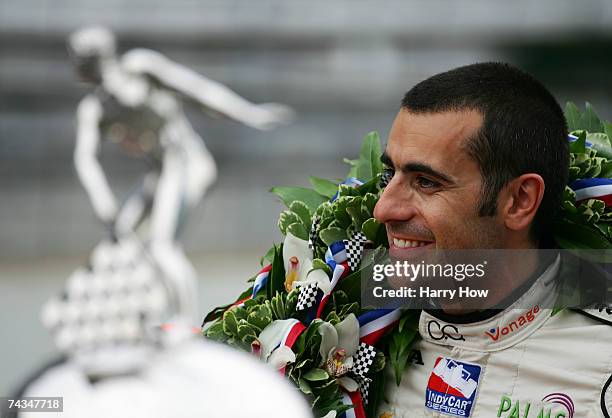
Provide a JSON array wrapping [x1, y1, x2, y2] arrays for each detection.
[[69, 25, 293, 328], [6, 27, 310, 418]]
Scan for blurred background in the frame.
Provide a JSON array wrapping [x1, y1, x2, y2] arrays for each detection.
[[1, 0, 612, 394]]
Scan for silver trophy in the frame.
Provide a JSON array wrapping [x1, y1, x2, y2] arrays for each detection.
[[12, 26, 310, 418]]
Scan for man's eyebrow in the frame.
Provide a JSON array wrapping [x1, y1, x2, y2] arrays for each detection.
[[380, 152, 393, 167], [380, 152, 454, 184]]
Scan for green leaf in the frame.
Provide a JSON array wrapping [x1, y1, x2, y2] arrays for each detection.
[[247, 304, 272, 331], [303, 368, 329, 381], [285, 288, 299, 316], [298, 377, 313, 394], [269, 292, 286, 320], [267, 244, 286, 299], [356, 131, 383, 181], [398, 311, 420, 333], [237, 322, 257, 342], [343, 158, 359, 178], [565, 102, 582, 132], [309, 176, 339, 198], [554, 220, 612, 250], [332, 206, 353, 230], [287, 222, 309, 241], [362, 218, 382, 242], [587, 133, 612, 160], [295, 359, 311, 370], [270, 186, 328, 212], [204, 320, 226, 341], [356, 175, 381, 195], [389, 325, 419, 386], [346, 203, 364, 229], [604, 122, 612, 145], [290, 200, 312, 230], [311, 258, 332, 275], [581, 102, 604, 133], [324, 311, 341, 325], [222, 310, 239, 336], [319, 227, 348, 246], [569, 130, 587, 154], [278, 211, 300, 235], [259, 246, 275, 267], [362, 193, 378, 217]]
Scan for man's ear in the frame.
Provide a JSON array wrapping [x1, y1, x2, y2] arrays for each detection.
[[499, 174, 545, 232]]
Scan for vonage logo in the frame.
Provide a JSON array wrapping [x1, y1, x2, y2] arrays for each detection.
[[485, 306, 540, 342]]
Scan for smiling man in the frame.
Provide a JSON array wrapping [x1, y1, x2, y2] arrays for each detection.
[[374, 63, 612, 418]]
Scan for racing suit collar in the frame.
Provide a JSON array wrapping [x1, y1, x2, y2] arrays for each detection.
[[419, 254, 561, 352]]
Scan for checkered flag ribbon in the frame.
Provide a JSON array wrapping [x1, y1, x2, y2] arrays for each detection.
[[351, 342, 377, 405], [296, 281, 319, 311], [379, 170, 392, 189], [356, 376, 372, 405], [343, 231, 368, 271], [308, 216, 321, 251], [352, 342, 376, 378]]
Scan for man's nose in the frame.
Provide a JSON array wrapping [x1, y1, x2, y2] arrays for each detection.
[[373, 177, 418, 223]]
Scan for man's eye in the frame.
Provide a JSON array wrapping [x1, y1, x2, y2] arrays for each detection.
[[380, 168, 394, 188], [416, 176, 440, 189]]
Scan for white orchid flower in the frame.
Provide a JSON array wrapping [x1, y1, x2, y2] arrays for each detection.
[[292, 267, 333, 295], [283, 232, 314, 292], [317, 314, 360, 392], [283, 232, 333, 295], [256, 319, 300, 370]]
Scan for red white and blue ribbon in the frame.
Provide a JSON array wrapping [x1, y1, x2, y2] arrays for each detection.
[[251, 264, 272, 297], [569, 178, 612, 206], [278, 319, 306, 350], [231, 264, 272, 307], [316, 262, 348, 318], [358, 309, 402, 346], [326, 240, 350, 270], [339, 391, 367, 418], [276, 318, 306, 374]]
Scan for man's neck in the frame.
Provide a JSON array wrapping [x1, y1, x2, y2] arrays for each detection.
[[440, 247, 545, 314]]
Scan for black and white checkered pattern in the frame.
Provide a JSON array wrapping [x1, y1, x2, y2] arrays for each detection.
[[308, 216, 321, 251], [351, 342, 377, 405], [296, 281, 319, 311], [343, 231, 368, 271], [352, 342, 376, 378], [356, 376, 372, 405], [379, 170, 392, 189]]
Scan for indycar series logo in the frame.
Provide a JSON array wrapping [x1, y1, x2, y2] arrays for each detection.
[[425, 357, 482, 417]]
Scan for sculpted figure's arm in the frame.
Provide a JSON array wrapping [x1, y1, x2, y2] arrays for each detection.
[[121, 49, 294, 130], [74, 95, 119, 225]]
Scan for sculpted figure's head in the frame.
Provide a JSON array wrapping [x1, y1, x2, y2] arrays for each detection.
[[374, 62, 569, 254], [68, 26, 116, 84]]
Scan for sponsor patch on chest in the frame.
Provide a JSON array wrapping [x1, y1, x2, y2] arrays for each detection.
[[425, 357, 482, 417]]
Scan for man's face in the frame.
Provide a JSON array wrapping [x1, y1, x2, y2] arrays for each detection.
[[374, 108, 505, 259]]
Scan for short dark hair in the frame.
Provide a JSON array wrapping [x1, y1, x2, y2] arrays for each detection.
[[401, 62, 568, 245]]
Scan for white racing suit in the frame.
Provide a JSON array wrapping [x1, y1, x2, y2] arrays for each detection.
[[380, 255, 612, 418]]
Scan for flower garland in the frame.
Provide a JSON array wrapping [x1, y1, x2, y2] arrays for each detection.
[[202, 103, 612, 418]]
